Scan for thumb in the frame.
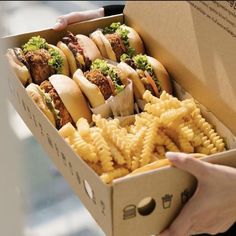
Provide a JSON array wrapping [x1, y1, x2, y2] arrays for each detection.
[[53, 8, 104, 31], [166, 152, 210, 179], [53, 16, 68, 31]]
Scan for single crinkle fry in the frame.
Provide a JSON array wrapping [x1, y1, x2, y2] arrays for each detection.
[[59, 122, 77, 138], [76, 118, 90, 138], [192, 109, 225, 152], [130, 128, 147, 171], [143, 90, 160, 104], [91, 127, 114, 172], [130, 159, 171, 176], [105, 139, 126, 165], [158, 130, 180, 152], [179, 123, 194, 141], [160, 90, 173, 101], [131, 156, 140, 171], [178, 135, 194, 153], [181, 98, 197, 113], [140, 118, 160, 167], [160, 107, 188, 124], [100, 168, 129, 184], [130, 126, 147, 156], [73, 135, 99, 163]]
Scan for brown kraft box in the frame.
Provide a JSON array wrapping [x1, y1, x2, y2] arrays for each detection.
[[2, 2, 236, 236]]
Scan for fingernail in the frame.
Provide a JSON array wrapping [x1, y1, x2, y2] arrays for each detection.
[[53, 18, 65, 30], [53, 22, 61, 30], [166, 152, 178, 161]]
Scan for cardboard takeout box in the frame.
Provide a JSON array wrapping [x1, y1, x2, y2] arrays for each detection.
[[2, 2, 236, 235]]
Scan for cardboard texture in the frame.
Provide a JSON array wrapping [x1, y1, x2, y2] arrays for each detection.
[[3, 2, 236, 236], [125, 1, 236, 135]]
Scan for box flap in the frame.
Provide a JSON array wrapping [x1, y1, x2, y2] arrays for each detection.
[[124, 1, 236, 135]]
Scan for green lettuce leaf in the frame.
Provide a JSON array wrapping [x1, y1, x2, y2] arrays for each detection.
[[133, 54, 153, 74], [103, 22, 136, 58], [91, 59, 125, 94], [91, 59, 110, 75], [133, 54, 161, 89], [120, 53, 131, 62], [103, 22, 121, 34], [48, 48, 63, 73], [36, 86, 61, 121], [22, 36, 48, 53]]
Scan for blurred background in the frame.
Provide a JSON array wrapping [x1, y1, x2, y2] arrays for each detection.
[[0, 1, 124, 236]]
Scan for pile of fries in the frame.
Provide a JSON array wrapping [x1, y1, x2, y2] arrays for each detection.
[[59, 91, 225, 184]]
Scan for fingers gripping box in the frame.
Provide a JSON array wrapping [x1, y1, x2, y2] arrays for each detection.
[[3, 2, 236, 236]]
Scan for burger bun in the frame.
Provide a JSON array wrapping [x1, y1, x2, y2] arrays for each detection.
[[49, 74, 92, 123], [147, 56, 172, 94], [90, 25, 145, 61], [6, 48, 32, 86], [118, 56, 172, 99], [48, 44, 70, 76], [121, 25, 145, 55], [26, 83, 56, 126], [73, 69, 105, 108], [57, 34, 102, 76]]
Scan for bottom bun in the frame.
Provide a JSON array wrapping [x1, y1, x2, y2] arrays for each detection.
[[6, 49, 32, 86], [26, 83, 56, 126], [49, 74, 92, 123]]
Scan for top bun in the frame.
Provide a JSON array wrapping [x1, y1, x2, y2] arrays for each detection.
[[49, 75, 92, 123], [76, 34, 102, 62], [147, 56, 172, 94], [90, 23, 145, 62], [90, 30, 109, 59], [121, 25, 145, 55], [48, 44, 70, 76], [57, 33, 102, 76]]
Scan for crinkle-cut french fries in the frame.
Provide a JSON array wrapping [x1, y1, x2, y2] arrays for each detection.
[[59, 91, 225, 184]]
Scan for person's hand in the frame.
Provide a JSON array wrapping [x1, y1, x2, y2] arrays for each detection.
[[159, 152, 236, 236], [53, 8, 104, 31]]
